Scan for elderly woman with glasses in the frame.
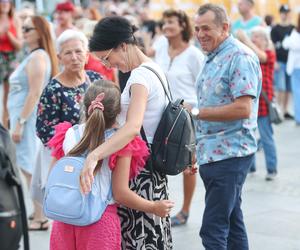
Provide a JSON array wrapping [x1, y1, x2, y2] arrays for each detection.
[[7, 15, 58, 229]]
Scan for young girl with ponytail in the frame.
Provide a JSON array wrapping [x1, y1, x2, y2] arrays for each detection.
[[47, 79, 174, 250]]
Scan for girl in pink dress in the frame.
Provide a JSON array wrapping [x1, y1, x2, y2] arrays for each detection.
[[47, 79, 174, 250]]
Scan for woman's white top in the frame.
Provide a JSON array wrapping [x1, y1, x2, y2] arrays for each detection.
[[117, 61, 169, 143], [155, 43, 205, 107], [283, 29, 300, 75]]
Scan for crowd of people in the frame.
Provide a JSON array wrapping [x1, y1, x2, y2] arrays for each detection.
[[0, 0, 299, 249]]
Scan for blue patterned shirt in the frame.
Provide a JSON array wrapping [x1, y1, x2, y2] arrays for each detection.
[[196, 36, 262, 165]]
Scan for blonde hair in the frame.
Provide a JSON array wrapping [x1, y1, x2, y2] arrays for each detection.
[[251, 26, 273, 49]]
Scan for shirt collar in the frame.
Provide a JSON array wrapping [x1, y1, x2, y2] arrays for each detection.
[[206, 35, 233, 61]]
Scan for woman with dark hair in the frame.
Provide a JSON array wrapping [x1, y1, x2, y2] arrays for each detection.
[[0, 0, 22, 128], [283, 13, 300, 125], [7, 15, 58, 230], [155, 9, 205, 226], [81, 16, 174, 249]]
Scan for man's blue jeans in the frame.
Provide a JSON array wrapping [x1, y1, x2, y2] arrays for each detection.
[[250, 116, 277, 174], [199, 154, 254, 250]]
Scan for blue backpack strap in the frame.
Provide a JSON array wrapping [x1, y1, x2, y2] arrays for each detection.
[[106, 184, 113, 203], [73, 125, 81, 143]]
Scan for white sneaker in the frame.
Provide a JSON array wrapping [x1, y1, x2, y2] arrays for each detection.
[[265, 172, 277, 181]]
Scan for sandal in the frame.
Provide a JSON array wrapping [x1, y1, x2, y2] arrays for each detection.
[[171, 211, 189, 227], [28, 213, 35, 221], [28, 219, 49, 231]]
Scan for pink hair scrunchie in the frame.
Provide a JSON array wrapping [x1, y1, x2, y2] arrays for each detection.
[[87, 92, 105, 115]]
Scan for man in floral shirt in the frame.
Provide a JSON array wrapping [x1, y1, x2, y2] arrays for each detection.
[[192, 4, 261, 250]]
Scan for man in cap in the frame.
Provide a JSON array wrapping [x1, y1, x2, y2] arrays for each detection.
[[271, 5, 294, 119]]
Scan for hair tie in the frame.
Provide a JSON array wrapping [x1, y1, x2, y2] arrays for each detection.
[[88, 92, 105, 115]]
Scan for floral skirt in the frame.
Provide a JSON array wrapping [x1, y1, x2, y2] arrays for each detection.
[[0, 51, 17, 83]]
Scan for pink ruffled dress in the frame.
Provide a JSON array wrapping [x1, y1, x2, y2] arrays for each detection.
[[47, 122, 149, 250]]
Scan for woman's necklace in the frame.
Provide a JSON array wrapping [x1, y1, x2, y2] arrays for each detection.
[[59, 73, 86, 88], [30, 47, 42, 53]]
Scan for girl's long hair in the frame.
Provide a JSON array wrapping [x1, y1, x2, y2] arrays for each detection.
[[31, 16, 59, 77], [67, 80, 121, 169]]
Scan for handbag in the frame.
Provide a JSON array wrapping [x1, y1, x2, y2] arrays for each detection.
[[261, 91, 283, 125], [43, 125, 113, 226]]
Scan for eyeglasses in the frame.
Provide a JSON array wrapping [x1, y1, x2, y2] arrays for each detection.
[[100, 48, 113, 66], [22, 26, 36, 33]]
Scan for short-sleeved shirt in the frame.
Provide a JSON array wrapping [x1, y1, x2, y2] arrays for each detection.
[[117, 61, 169, 143], [271, 24, 294, 63], [36, 70, 101, 145], [231, 16, 262, 37], [196, 36, 262, 165], [259, 50, 275, 117]]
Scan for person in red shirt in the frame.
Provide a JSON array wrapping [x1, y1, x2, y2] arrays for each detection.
[[81, 19, 117, 83], [237, 27, 278, 181], [54, 1, 76, 38], [0, 0, 22, 128], [85, 53, 116, 82]]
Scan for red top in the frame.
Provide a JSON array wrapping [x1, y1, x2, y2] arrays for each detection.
[[258, 50, 276, 117], [0, 18, 17, 52], [85, 54, 115, 81]]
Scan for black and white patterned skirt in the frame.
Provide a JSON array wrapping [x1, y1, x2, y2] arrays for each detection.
[[118, 167, 172, 250]]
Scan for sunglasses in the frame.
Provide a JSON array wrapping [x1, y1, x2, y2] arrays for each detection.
[[22, 26, 36, 33]]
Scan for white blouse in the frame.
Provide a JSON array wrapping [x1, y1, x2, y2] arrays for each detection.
[[283, 29, 300, 75]]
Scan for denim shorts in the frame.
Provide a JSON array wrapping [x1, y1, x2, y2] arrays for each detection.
[[273, 61, 291, 92]]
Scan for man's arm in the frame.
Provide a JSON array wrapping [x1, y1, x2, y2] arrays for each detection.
[[197, 95, 252, 122]]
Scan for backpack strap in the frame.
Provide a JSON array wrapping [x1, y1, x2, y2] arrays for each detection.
[[73, 125, 81, 143], [141, 65, 173, 102], [261, 90, 271, 105]]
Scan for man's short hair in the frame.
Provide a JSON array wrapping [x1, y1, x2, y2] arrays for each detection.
[[197, 4, 229, 25]]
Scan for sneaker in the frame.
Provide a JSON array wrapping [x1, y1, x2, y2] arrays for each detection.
[[265, 172, 277, 181], [284, 113, 294, 120]]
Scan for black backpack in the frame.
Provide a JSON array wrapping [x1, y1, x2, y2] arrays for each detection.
[[0, 125, 29, 250], [141, 66, 196, 175]]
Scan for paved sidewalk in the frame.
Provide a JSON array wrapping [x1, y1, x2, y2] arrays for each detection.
[[2, 81, 299, 250], [170, 120, 300, 250], [22, 119, 300, 250]]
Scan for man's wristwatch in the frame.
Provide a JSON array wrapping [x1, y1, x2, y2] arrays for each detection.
[[191, 107, 200, 120], [18, 117, 26, 125]]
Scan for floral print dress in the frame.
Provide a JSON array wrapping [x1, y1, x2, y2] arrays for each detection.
[[36, 70, 101, 145]]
